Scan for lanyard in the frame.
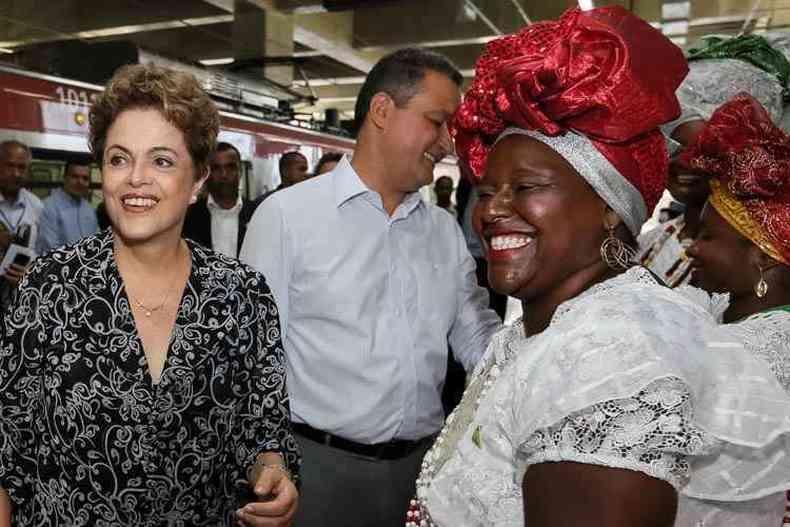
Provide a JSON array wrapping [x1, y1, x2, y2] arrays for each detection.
[[0, 200, 26, 233]]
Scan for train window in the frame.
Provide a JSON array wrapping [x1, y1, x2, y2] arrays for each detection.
[[89, 166, 102, 205], [28, 159, 61, 200], [27, 159, 103, 205]]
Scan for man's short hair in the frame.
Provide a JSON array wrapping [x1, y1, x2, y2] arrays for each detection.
[[63, 159, 91, 178], [315, 152, 343, 175], [354, 48, 463, 133], [435, 175, 454, 187], [0, 140, 31, 162], [279, 151, 307, 174], [214, 141, 241, 163]]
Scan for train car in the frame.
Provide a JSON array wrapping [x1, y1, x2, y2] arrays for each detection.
[[0, 64, 356, 203], [0, 63, 461, 207]]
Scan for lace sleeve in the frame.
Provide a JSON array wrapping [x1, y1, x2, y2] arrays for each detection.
[[520, 377, 708, 490]]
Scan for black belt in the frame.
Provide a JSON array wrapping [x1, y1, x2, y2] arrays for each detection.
[[292, 422, 431, 461]]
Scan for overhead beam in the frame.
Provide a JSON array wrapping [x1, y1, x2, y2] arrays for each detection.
[[357, 35, 496, 53], [204, 1, 376, 73], [0, 14, 234, 49]]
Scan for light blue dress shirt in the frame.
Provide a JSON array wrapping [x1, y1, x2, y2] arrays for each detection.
[[0, 188, 43, 251], [37, 188, 99, 254], [241, 156, 501, 443]]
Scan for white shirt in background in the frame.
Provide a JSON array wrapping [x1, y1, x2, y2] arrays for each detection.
[[207, 194, 242, 258]]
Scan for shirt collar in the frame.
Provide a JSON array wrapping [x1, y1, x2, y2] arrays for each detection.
[[332, 155, 425, 217], [54, 188, 82, 206], [0, 189, 26, 208], [396, 191, 424, 219], [333, 156, 369, 208], [207, 193, 243, 213]]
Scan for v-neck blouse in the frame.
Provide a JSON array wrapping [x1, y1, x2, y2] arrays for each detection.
[[0, 228, 300, 526]]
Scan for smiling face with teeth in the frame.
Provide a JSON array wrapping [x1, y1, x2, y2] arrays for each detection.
[[473, 134, 612, 302], [379, 70, 461, 196], [102, 108, 205, 246]]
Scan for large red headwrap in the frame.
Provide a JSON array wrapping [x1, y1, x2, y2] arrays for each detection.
[[680, 93, 790, 264], [451, 6, 688, 214]]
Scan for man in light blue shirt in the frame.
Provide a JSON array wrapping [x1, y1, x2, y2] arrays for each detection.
[[37, 161, 99, 254], [241, 48, 501, 527], [0, 140, 43, 308]]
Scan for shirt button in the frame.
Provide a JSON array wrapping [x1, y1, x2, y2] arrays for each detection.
[[395, 309, 401, 316]]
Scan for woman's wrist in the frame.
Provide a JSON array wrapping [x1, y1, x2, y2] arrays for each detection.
[[247, 453, 292, 483]]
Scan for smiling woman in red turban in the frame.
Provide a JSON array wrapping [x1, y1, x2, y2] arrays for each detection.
[[685, 93, 790, 285], [408, 7, 790, 527]]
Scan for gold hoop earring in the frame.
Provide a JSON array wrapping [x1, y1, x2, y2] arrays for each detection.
[[755, 266, 769, 298], [600, 225, 636, 271]]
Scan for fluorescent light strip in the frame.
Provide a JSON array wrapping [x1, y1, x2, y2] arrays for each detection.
[[0, 15, 234, 48], [199, 57, 235, 66], [291, 69, 475, 89]]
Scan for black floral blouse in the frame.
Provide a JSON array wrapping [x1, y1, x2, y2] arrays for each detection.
[[0, 229, 300, 526]]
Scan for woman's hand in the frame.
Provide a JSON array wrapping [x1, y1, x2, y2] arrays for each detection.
[[235, 456, 298, 527], [0, 488, 12, 527], [4, 263, 27, 288]]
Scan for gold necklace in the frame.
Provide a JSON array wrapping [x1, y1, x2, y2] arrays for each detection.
[[129, 286, 173, 317], [125, 244, 186, 317]]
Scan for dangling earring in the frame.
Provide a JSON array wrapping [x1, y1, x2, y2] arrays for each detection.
[[755, 266, 769, 298], [600, 224, 636, 271]]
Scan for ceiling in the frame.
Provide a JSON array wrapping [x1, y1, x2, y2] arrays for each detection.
[[1, 0, 789, 129]]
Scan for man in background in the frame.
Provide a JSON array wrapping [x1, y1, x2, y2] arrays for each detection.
[[0, 140, 42, 291], [314, 151, 342, 176], [433, 175, 456, 217], [37, 160, 99, 254], [182, 142, 258, 258], [279, 151, 309, 188]]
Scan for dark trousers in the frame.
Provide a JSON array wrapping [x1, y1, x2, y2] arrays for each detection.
[[293, 432, 432, 527]]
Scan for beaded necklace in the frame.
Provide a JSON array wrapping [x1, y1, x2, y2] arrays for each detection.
[[406, 328, 526, 527]]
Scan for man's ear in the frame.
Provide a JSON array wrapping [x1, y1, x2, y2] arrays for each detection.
[[368, 92, 393, 130]]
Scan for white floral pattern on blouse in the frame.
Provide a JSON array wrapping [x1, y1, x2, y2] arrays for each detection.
[[0, 229, 301, 526]]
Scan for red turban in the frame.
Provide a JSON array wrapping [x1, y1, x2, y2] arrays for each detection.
[[451, 6, 688, 214], [680, 93, 790, 264]]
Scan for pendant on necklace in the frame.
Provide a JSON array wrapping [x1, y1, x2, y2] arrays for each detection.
[[145, 310, 152, 317]]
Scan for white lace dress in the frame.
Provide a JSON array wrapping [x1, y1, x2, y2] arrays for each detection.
[[677, 308, 790, 527], [412, 268, 790, 527]]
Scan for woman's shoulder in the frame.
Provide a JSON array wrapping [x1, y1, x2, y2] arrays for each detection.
[[187, 240, 271, 294], [550, 266, 717, 338], [500, 267, 720, 433], [25, 229, 114, 284], [729, 309, 790, 392]]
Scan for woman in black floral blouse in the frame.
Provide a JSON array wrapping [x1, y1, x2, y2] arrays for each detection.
[[0, 64, 300, 526]]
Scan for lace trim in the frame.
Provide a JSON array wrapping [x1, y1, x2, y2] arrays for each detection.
[[734, 310, 790, 393], [520, 377, 703, 490], [527, 451, 686, 490]]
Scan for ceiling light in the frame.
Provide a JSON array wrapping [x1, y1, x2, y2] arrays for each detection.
[[200, 58, 235, 66]]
